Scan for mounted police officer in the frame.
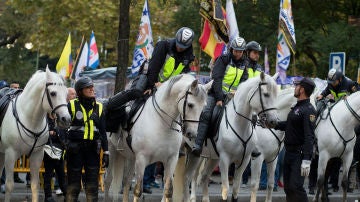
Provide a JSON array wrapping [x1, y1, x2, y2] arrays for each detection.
[[245, 41, 263, 78], [66, 77, 109, 202], [191, 36, 262, 158], [275, 77, 316, 202], [107, 27, 195, 110]]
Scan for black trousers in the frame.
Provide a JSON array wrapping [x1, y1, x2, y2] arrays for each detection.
[[43, 153, 66, 199], [283, 150, 308, 202], [66, 141, 100, 202]]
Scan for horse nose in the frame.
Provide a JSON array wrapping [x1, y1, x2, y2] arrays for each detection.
[[268, 119, 278, 128]]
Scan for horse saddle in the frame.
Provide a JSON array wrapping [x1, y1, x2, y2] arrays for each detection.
[[208, 105, 224, 138], [0, 88, 22, 127], [125, 95, 149, 132]]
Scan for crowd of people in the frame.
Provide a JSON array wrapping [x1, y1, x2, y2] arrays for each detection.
[[0, 26, 359, 201]]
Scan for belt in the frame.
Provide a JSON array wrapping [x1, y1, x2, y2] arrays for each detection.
[[285, 145, 302, 153]]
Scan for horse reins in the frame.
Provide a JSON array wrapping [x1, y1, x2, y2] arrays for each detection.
[[13, 82, 67, 157]]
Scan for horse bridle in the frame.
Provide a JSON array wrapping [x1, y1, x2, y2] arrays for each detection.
[[43, 82, 68, 115], [13, 81, 67, 156], [152, 86, 198, 133]]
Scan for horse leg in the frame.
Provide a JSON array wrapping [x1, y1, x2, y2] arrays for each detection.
[[250, 156, 264, 202], [340, 152, 353, 202], [161, 154, 178, 202], [189, 157, 203, 202], [173, 155, 185, 202], [265, 158, 277, 202], [314, 153, 329, 202], [4, 149, 18, 202], [108, 149, 124, 201], [123, 158, 135, 202], [219, 155, 231, 201], [29, 151, 43, 202], [232, 157, 250, 202], [133, 155, 147, 202], [199, 159, 218, 202], [183, 154, 202, 202]]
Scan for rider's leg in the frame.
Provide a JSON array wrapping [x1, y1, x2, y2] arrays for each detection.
[[191, 95, 216, 156], [107, 89, 143, 109]]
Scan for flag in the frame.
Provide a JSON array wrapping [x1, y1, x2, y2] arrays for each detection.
[[200, 0, 229, 43], [226, 0, 239, 43], [88, 31, 99, 69], [131, 0, 154, 76], [56, 33, 72, 78], [199, 20, 227, 59], [71, 36, 89, 80], [276, 0, 295, 84], [264, 47, 270, 74]]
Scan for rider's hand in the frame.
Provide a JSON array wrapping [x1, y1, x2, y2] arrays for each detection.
[[301, 160, 311, 176], [144, 89, 152, 95], [155, 82, 162, 88], [316, 95, 323, 100], [49, 130, 56, 136], [216, 101, 223, 106], [102, 152, 109, 168]]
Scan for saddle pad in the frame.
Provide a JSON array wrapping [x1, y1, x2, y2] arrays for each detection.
[[0, 88, 22, 128]]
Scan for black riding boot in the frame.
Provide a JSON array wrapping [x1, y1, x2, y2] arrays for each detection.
[[191, 121, 209, 156], [107, 89, 142, 109]]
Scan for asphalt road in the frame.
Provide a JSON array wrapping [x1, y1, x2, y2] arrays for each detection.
[[0, 174, 359, 202]]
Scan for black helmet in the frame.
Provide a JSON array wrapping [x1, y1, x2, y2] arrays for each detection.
[[175, 27, 194, 49], [230, 36, 246, 51], [0, 80, 9, 89], [75, 77, 94, 93], [246, 41, 262, 52], [327, 68, 343, 84]]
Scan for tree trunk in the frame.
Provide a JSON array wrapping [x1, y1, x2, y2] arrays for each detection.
[[115, 0, 131, 93]]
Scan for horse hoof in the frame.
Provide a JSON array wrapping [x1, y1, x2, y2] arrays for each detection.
[[231, 195, 238, 202]]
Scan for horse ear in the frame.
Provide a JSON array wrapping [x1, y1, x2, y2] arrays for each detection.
[[203, 80, 213, 92], [190, 79, 199, 90], [45, 65, 51, 80], [272, 72, 279, 81], [260, 71, 265, 81]]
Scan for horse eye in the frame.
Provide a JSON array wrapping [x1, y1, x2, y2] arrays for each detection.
[[188, 103, 194, 109], [263, 93, 270, 97], [50, 92, 57, 97]]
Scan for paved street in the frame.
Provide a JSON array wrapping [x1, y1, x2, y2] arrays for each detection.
[[0, 174, 359, 201]]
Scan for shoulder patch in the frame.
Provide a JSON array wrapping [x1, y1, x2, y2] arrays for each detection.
[[309, 114, 316, 122]]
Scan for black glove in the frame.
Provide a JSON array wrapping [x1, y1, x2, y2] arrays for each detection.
[[102, 153, 109, 168], [90, 113, 100, 125]]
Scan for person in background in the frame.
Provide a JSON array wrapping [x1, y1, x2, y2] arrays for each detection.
[[66, 77, 109, 202], [9, 81, 20, 89]]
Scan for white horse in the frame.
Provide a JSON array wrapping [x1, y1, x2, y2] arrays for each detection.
[[106, 74, 212, 202], [313, 91, 360, 202], [178, 72, 279, 202], [249, 87, 296, 202], [0, 68, 71, 202]]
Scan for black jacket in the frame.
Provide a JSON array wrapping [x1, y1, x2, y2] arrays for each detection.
[[146, 39, 194, 89], [275, 99, 316, 160], [47, 116, 66, 150], [210, 53, 247, 102]]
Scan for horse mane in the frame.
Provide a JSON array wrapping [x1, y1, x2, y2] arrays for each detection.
[[23, 70, 46, 90]]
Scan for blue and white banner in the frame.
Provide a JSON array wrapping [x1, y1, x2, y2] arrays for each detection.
[[131, 0, 154, 77]]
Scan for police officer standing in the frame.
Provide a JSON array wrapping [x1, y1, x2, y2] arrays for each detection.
[[275, 77, 316, 202], [66, 77, 109, 202]]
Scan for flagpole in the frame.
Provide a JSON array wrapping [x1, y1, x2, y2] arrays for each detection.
[[292, 54, 296, 76], [198, 17, 204, 75]]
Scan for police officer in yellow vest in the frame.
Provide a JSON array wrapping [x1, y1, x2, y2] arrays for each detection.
[[317, 68, 359, 101], [107, 27, 195, 110], [245, 41, 263, 78], [66, 77, 109, 202], [191, 36, 262, 157]]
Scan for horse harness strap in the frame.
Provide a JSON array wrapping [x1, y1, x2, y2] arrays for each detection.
[[44, 82, 68, 115], [224, 105, 254, 169], [328, 99, 356, 158], [12, 96, 48, 157], [265, 128, 284, 164]]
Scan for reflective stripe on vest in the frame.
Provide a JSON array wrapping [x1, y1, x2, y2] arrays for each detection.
[[69, 99, 103, 140], [158, 55, 185, 82], [222, 64, 244, 92], [248, 68, 261, 78], [329, 89, 348, 101]]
